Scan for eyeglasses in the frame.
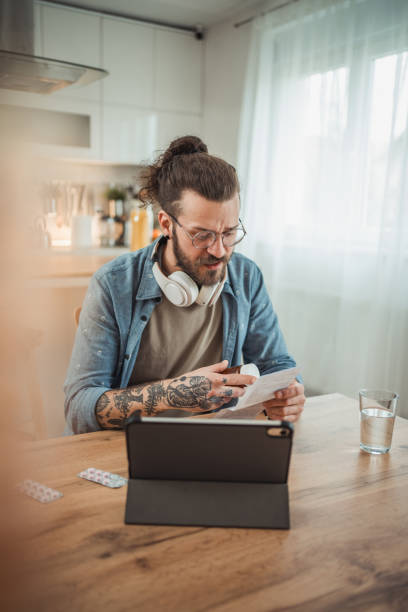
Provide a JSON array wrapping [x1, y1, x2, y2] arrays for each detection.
[[168, 213, 247, 249]]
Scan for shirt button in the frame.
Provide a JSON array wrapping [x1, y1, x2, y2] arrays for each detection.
[[141, 315, 148, 322]]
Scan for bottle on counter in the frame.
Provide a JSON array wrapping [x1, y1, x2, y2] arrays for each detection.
[[92, 209, 104, 247], [130, 201, 153, 251], [104, 185, 127, 247], [99, 213, 115, 247], [105, 216, 116, 247], [123, 219, 131, 248], [109, 199, 125, 247]]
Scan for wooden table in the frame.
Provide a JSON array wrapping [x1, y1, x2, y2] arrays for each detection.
[[16, 394, 408, 611]]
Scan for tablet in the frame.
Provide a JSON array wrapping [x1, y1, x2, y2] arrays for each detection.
[[125, 416, 294, 529]]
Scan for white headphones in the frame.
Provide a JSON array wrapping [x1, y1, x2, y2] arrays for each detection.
[[151, 236, 225, 307]]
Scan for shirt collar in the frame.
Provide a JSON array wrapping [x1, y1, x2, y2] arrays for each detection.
[[135, 241, 162, 301]]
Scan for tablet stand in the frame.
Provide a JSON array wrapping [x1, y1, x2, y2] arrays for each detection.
[[126, 479, 289, 529]]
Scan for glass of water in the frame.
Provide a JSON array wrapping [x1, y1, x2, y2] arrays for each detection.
[[359, 389, 399, 454]]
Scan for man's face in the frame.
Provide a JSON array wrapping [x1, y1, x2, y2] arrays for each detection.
[[165, 190, 240, 287]]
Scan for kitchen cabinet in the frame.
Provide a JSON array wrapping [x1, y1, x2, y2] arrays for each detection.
[[102, 104, 157, 164], [100, 18, 202, 163], [1, 2, 102, 159], [3, 1, 204, 163], [155, 111, 203, 151], [29, 247, 129, 437], [0, 89, 102, 160], [155, 30, 203, 114], [41, 3, 102, 102], [41, 5, 101, 67], [102, 108, 203, 165], [102, 18, 154, 108]]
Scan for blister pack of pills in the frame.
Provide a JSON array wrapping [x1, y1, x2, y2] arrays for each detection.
[[17, 479, 63, 503], [78, 467, 127, 488]]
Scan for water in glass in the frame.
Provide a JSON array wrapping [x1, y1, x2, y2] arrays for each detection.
[[360, 407, 395, 454]]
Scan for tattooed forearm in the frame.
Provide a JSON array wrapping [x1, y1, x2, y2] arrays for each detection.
[[95, 373, 234, 429]]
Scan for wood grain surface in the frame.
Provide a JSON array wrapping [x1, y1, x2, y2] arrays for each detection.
[[14, 394, 408, 611]]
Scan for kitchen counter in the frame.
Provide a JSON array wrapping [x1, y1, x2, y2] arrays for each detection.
[[26, 246, 132, 436], [29, 246, 130, 288]]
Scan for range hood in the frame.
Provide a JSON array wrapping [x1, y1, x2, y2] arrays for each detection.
[[0, 0, 108, 94]]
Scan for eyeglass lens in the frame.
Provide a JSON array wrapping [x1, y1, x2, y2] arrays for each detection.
[[193, 228, 245, 248]]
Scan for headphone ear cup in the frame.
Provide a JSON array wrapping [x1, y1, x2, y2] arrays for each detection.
[[168, 271, 199, 306], [208, 280, 224, 306], [196, 284, 219, 306], [152, 263, 199, 307], [197, 269, 227, 306]]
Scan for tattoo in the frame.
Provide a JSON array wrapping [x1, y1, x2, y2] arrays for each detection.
[[223, 388, 233, 397], [166, 376, 212, 409], [95, 385, 147, 428], [226, 397, 238, 408], [145, 383, 166, 415], [222, 377, 227, 384], [95, 393, 111, 417], [209, 396, 226, 405], [106, 419, 124, 429]]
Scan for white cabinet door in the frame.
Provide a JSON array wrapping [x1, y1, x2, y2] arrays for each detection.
[[102, 108, 203, 164], [155, 112, 203, 152], [42, 4, 101, 102], [102, 104, 157, 164], [154, 30, 202, 114], [42, 4, 101, 66], [102, 18, 154, 108]]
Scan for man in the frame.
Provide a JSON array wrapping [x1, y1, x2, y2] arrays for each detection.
[[64, 136, 305, 434]]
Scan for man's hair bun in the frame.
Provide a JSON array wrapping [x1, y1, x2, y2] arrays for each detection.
[[161, 136, 208, 165], [138, 134, 239, 215]]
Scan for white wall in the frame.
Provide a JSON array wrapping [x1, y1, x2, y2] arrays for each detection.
[[202, 19, 252, 165], [202, 0, 285, 165]]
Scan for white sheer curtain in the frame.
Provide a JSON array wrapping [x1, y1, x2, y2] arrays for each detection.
[[238, 0, 408, 417]]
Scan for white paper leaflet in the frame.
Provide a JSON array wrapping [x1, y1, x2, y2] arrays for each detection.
[[214, 366, 301, 419]]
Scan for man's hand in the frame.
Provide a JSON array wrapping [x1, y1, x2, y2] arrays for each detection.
[[183, 360, 257, 411], [263, 380, 305, 423]]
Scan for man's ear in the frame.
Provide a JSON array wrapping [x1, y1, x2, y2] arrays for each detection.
[[157, 210, 172, 238]]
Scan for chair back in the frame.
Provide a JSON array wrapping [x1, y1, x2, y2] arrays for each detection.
[[74, 306, 82, 327]]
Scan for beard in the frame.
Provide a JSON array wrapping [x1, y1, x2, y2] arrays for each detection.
[[172, 227, 230, 287]]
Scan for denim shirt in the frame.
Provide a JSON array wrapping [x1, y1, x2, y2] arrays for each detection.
[[64, 240, 298, 434]]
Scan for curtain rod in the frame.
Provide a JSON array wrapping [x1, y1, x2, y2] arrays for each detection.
[[234, 0, 300, 28], [41, 0, 204, 38]]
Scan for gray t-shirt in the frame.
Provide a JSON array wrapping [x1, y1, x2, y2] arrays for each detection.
[[128, 296, 223, 414]]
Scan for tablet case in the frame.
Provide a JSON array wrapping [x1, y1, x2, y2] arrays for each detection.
[[125, 416, 293, 529]]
